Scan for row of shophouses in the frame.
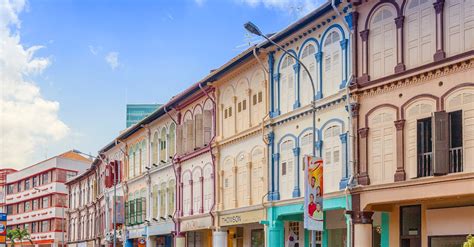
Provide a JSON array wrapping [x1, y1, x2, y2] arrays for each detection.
[[65, 0, 474, 246]]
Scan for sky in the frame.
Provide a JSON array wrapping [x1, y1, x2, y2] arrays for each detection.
[[0, 0, 324, 170]]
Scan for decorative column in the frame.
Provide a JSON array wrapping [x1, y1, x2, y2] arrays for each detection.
[[219, 104, 224, 138], [340, 38, 349, 89], [357, 127, 370, 185], [247, 88, 252, 127], [175, 233, 186, 247], [348, 211, 374, 247], [351, 12, 359, 84], [273, 73, 281, 116], [292, 147, 301, 198], [268, 51, 276, 116], [433, 0, 446, 61], [232, 165, 238, 208], [268, 131, 276, 200], [199, 176, 204, 213], [213, 230, 228, 247], [293, 62, 301, 109], [394, 16, 406, 73], [359, 30, 370, 84], [394, 120, 406, 181], [232, 96, 238, 134], [339, 132, 349, 189], [218, 170, 224, 210], [272, 153, 280, 200], [315, 51, 323, 99], [189, 179, 193, 215], [246, 161, 252, 205]]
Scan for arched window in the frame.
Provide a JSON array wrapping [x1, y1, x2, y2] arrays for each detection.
[[169, 123, 176, 157], [323, 125, 342, 193], [182, 172, 191, 216], [280, 139, 295, 199], [250, 71, 265, 126], [128, 147, 134, 178], [369, 7, 397, 79], [203, 165, 213, 212], [160, 182, 166, 217], [160, 128, 167, 163], [323, 31, 342, 96], [251, 147, 264, 204], [222, 88, 235, 138], [135, 144, 141, 176], [152, 132, 158, 165], [152, 184, 159, 218], [280, 55, 295, 114], [168, 180, 175, 216], [405, 0, 435, 69], [192, 169, 202, 214], [445, 0, 474, 56], [300, 43, 318, 106], [368, 110, 396, 184]]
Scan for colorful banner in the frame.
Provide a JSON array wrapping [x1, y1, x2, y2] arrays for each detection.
[[303, 156, 323, 231], [0, 213, 6, 245]]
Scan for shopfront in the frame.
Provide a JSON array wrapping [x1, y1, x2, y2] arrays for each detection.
[[148, 222, 174, 247], [180, 216, 213, 247], [266, 196, 354, 247], [125, 227, 146, 247], [218, 208, 265, 247]]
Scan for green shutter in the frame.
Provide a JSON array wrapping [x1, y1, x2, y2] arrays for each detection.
[[125, 201, 129, 226]]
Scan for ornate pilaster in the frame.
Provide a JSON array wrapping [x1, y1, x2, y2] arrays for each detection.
[[394, 16, 406, 73], [394, 120, 406, 181], [293, 62, 301, 109], [433, 0, 446, 61], [292, 147, 301, 198], [357, 128, 370, 185], [339, 133, 349, 189], [271, 153, 280, 200], [246, 161, 252, 205], [315, 51, 323, 99], [272, 73, 281, 117], [232, 165, 238, 208], [359, 30, 370, 85]]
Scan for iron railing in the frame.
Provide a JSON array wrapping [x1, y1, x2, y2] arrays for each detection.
[[449, 147, 463, 173]]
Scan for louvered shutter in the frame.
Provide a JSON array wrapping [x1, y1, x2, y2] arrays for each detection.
[[370, 129, 383, 183], [203, 110, 212, 145], [195, 114, 204, 148], [176, 125, 183, 155], [186, 120, 194, 152], [432, 111, 449, 175], [464, 108, 474, 172], [406, 120, 418, 178]]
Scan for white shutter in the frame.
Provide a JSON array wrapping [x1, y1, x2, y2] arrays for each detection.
[[281, 74, 288, 113], [195, 114, 203, 148], [186, 120, 194, 152], [203, 110, 212, 145], [382, 126, 395, 181], [370, 129, 383, 183], [176, 125, 183, 155], [445, 0, 474, 55], [464, 109, 474, 172], [406, 120, 418, 178]]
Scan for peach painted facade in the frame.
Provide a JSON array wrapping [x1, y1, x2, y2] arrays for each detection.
[[350, 0, 474, 246]]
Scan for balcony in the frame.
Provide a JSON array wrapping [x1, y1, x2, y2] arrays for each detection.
[[417, 152, 433, 177], [449, 147, 463, 173]]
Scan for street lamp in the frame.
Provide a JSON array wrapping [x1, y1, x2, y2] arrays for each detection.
[[244, 21, 318, 247]]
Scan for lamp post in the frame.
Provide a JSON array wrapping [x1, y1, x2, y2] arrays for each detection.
[[244, 21, 318, 247]]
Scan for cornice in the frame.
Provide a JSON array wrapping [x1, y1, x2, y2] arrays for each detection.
[[354, 57, 474, 100], [215, 125, 265, 147]]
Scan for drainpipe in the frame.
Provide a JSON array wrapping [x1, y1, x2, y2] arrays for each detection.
[[331, 1, 356, 247], [164, 106, 178, 125]]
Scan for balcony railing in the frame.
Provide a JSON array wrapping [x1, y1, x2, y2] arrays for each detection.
[[449, 147, 463, 173], [417, 152, 433, 177]]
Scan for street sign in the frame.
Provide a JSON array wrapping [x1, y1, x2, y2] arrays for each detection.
[[303, 156, 323, 231]]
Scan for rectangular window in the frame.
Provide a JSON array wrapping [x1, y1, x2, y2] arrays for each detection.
[[24, 179, 30, 190], [25, 201, 31, 212], [258, 91, 263, 103], [17, 182, 22, 193], [400, 205, 421, 247], [253, 94, 257, 105], [6, 205, 13, 214], [42, 196, 50, 208], [7, 184, 13, 194], [417, 117, 433, 177], [33, 199, 38, 210], [449, 110, 463, 173], [42, 172, 49, 184], [429, 235, 466, 247], [31, 222, 37, 233], [229, 107, 232, 117], [32, 176, 38, 187], [224, 109, 228, 119], [238, 102, 242, 112], [41, 220, 50, 232]]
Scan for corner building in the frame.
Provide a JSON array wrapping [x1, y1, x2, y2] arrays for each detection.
[[350, 0, 474, 246], [264, 2, 357, 246]]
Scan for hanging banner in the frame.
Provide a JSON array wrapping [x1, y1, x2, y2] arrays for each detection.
[[0, 213, 6, 246], [303, 156, 323, 231]]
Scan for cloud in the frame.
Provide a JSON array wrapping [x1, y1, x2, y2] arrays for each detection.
[[105, 51, 119, 70], [0, 0, 70, 169], [88, 45, 102, 55], [194, 0, 205, 6], [237, 0, 323, 17]]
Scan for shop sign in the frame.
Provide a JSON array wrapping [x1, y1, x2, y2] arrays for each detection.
[[220, 210, 264, 226], [180, 216, 212, 232], [0, 213, 6, 245], [303, 156, 323, 231], [128, 228, 146, 239]]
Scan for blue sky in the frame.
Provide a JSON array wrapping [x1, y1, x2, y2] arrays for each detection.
[[1, 0, 323, 169]]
